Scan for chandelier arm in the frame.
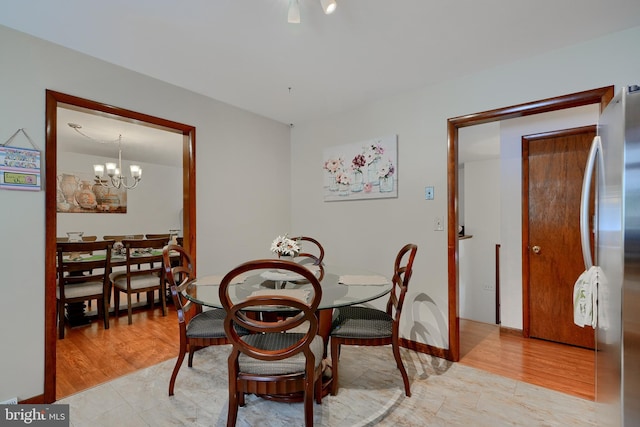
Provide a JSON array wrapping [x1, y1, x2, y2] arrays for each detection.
[[92, 134, 142, 190], [94, 178, 111, 188], [120, 179, 140, 190]]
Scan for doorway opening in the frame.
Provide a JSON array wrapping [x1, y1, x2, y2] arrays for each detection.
[[446, 86, 614, 362], [44, 90, 197, 402]]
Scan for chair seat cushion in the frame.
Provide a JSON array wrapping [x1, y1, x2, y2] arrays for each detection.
[[187, 309, 250, 338], [186, 309, 227, 338], [330, 306, 392, 338], [56, 281, 104, 299], [238, 333, 324, 376], [111, 272, 161, 291]]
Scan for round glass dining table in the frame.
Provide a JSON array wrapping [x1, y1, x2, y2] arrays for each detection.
[[183, 264, 392, 346]]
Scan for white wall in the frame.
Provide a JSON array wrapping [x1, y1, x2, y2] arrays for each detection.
[[0, 25, 291, 402], [291, 26, 640, 350], [460, 159, 501, 324]]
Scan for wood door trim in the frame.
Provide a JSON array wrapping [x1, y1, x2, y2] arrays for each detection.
[[44, 90, 197, 402], [521, 125, 596, 340], [445, 86, 613, 362]]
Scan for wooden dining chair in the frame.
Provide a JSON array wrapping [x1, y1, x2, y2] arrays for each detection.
[[289, 236, 325, 266], [103, 234, 146, 303], [56, 235, 97, 243], [330, 243, 418, 397], [109, 238, 167, 325], [162, 244, 248, 396], [219, 259, 325, 427], [145, 233, 171, 240], [56, 240, 114, 339]]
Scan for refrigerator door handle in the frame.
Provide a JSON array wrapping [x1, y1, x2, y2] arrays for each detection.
[[580, 135, 601, 270]]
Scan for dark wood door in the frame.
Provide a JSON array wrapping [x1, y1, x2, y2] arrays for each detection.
[[523, 126, 595, 349]]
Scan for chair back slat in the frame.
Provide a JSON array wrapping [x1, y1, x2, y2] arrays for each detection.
[[386, 244, 417, 318], [122, 237, 165, 266], [219, 259, 322, 362], [103, 234, 144, 241], [162, 244, 195, 324], [289, 236, 325, 266], [146, 233, 171, 240], [56, 240, 114, 298]]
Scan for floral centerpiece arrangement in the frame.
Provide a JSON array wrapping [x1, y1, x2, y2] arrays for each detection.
[[270, 234, 301, 257]]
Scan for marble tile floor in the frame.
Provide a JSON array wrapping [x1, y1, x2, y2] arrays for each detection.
[[57, 345, 597, 426]]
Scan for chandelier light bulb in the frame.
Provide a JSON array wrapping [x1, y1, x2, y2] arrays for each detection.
[[93, 135, 142, 189]]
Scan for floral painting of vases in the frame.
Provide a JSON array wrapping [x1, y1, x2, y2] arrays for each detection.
[[56, 172, 127, 213], [323, 134, 397, 201]]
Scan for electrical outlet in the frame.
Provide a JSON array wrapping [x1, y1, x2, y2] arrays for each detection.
[[434, 216, 444, 231], [483, 284, 495, 291]]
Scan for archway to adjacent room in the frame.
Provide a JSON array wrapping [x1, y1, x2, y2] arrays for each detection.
[[44, 90, 197, 402], [446, 86, 614, 361]]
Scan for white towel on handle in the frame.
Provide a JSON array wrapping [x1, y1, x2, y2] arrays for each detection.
[[573, 266, 599, 329]]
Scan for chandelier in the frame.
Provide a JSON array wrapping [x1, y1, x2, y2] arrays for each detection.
[[93, 135, 142, 190], [288, 0, 337, 24], [67, 122, 142, 190]]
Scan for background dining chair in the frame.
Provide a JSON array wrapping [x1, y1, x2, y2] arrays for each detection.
[[162, 244, 248, 396], [56, 235, 97, 243], [110, 238, 167, 325], [103, 234, 146, 303], [56, 240, 114, 339], [330, 243, 418, 397], [219, 259, 325, 427], [145, 233, 171, 240], [289, 236, 325, 266]]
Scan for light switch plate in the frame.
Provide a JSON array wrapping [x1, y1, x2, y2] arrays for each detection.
[[425, 186, 434, 200]]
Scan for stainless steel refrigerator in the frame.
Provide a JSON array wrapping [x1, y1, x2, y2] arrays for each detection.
[[581, 85, 640, 426]]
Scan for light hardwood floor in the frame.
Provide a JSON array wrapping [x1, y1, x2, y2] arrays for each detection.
[[56, 311, 595, 401], [56, 305, 179, 399], [459, 318, 595, 400]]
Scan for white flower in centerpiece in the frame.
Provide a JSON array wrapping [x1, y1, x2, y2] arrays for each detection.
[[270, 234, 301, 256]]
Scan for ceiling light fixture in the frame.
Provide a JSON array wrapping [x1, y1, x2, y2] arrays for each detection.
[[288, 0, 337, 23], [288, 0, 300, 23], [93, 135, 142, 190], [68, 122, 142, 189], [320, 0, 337, 14]]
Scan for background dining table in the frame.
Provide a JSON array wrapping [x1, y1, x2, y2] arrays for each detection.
[[59, 249, 178, 325]]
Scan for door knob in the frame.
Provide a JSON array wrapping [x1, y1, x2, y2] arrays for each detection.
[[532, 245, 541, 254]]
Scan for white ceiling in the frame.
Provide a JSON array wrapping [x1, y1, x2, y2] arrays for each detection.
[[2, 0, 640, 126], [57, 106, 183, 168]]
